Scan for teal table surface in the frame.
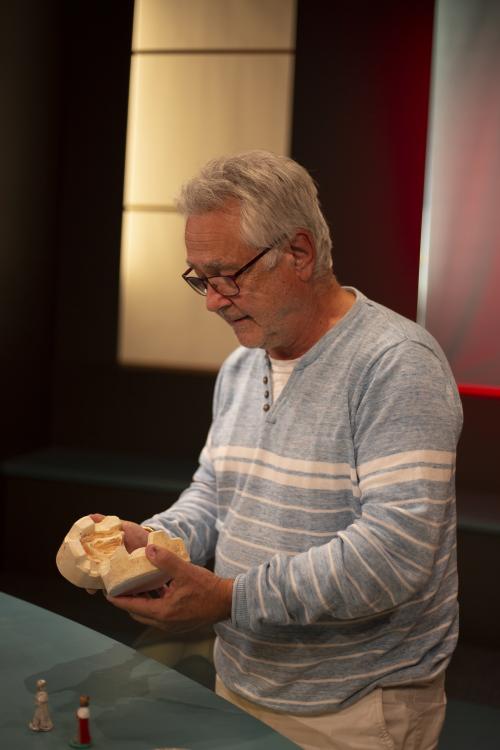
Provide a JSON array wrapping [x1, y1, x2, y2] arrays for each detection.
[[0, 593, 298, 749]]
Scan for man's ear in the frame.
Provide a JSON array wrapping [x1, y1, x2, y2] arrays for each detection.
[[287, 230, 316, 280]]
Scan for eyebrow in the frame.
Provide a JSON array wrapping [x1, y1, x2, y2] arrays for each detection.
[[186, 260, 236, 276]]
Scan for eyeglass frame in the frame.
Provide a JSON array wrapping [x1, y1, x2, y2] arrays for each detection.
[[181, 235, 286, 297]]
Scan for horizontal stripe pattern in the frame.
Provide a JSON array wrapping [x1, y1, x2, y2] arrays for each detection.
[[144, 290, 462, 714], [213, 438, 458, 708], [212, 445, 354, 478], [213, 457, 360, 494], [357, 450, 455, 479]]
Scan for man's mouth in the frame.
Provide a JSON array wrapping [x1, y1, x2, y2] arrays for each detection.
[[222, 314, 251, 325]]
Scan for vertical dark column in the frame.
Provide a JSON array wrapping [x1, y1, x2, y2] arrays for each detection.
[[292, 1, 435, 320], [0, 0, 62, 456], [53, 0, 134, 369]]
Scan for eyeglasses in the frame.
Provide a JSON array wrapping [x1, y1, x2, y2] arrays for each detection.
[[182, 236, 285, 297]]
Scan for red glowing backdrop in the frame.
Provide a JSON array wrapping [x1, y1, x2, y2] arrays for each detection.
[[419, 0, 500, 398]]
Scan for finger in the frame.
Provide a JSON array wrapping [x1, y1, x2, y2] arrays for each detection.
[[90, 513, 105, 522], [146, 544, 188, 576], [106, 591, 166, 618], [129, 613, 165, 628]]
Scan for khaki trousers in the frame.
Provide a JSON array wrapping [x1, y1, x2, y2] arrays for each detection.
[[216, 674, 446, 750]]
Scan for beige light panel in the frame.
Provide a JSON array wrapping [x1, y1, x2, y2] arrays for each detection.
[[119, 0, 296, 371], [120, 211, 238, 369], [124, 54, 294, 207], [133, 0, 296, 50]]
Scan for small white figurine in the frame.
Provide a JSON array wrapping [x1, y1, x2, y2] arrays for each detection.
[[29, 678, 54, 732]]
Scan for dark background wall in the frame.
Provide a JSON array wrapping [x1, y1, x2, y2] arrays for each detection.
[[1, 0, 497, 479], [0, 0, 498, 645], [293, 1, 433, 322], [1, 0, 62, 457]]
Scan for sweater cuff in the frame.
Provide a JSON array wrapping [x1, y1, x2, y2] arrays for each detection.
[[231, 574, 251, 629]]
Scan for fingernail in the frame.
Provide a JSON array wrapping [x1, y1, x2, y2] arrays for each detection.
[[147, 544, 158, 557]]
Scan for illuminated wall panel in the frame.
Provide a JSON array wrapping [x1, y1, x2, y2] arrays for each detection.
[[120, 211, 238, 369], [418, 0, 500, 394], [133, 0, 296, 50], [119, 0, 296, 371], [124, 54, 294, 207]]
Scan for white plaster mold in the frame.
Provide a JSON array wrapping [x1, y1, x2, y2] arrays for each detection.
[[56, 515, 189, 596]]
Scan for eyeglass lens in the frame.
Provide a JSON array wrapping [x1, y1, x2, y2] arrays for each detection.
[[186, 275, 239, 297]]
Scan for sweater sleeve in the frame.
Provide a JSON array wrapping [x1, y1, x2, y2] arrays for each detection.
[[141, 434, 219, 565], [232, 340, 463, 629]]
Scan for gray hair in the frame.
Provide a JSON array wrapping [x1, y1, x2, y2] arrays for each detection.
[[175, 150, 333, 277]]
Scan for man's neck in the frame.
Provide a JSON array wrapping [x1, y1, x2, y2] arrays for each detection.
[[267, 280, 355, 360]]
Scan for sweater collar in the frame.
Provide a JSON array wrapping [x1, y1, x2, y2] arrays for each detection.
[[264, 287, 364, 371]]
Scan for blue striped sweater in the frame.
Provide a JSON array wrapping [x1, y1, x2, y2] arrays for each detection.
[[144, 289, 463, 714]]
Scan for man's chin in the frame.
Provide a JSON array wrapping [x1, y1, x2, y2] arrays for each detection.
[[230, 321, 264, 349], [234, 332, 263, 349]]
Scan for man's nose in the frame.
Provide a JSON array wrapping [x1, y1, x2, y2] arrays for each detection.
[[205, 283, 232, 313]]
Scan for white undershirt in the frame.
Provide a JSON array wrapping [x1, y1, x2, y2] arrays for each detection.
[[269, 356, 302, 401]]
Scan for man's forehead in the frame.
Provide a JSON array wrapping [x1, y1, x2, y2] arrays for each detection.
[[185, 205, 248, 272]]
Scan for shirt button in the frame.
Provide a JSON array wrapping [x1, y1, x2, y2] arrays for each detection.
[[264, 390, 269, 398], [263, 376, 268, 384], [263, 404, 270, 412]]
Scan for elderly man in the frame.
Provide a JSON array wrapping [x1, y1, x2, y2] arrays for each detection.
[[101, 151, 462, 750]]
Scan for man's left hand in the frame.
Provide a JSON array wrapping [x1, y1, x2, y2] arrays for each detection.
[[105, 544, 234, 634]]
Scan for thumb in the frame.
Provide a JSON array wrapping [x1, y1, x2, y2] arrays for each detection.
[[146, 544, 186, 576]]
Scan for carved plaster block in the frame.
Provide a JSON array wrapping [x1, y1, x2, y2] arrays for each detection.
[[56, 515, 189, 596]]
